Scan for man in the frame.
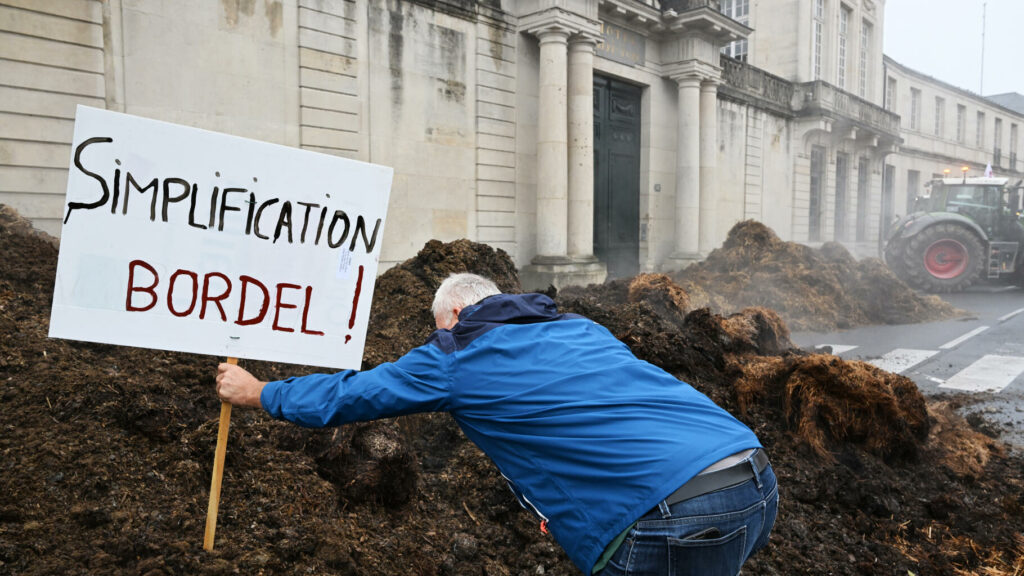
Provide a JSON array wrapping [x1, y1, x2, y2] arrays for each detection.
[[217, 273, 778, 575]]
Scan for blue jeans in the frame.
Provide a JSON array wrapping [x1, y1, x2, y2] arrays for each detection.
[[601, 463, 778, 576]]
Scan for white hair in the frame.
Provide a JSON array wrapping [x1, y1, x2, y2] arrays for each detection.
[[431, 273, 501, 326]]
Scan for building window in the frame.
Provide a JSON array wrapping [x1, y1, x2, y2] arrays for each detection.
[[1012, 124, 1019, 169], [881, 164, 895, 242], [934, 97, 944, 138], [994, 118, 1003, 165], [809, 146, 825, 242], [838, 6, 850, 89], [813, 0, 824, 80], [910, 88, 921, 130], [720, 0, 749, 62], [835, 153, 848, 240], [956, 104, 966, 143], [859, 19, 872, 98], [885, 77, 896, 111], [976, 111, 986, 148], [856, 157, 869, 242]]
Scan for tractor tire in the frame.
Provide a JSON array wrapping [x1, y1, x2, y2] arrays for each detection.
[[901, 223, 984, 292], [884, 242, 910, 282]]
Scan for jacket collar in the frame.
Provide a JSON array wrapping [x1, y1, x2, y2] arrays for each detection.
[[456, 293, 560, 326]]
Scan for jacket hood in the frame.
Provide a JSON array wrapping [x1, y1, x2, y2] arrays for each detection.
[[426, 293, 580, 353], [458, 293, 561, 325]]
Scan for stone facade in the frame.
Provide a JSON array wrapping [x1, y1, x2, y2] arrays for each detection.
[[1, 0, 1022, 287], [1, 0, 108, 237], [884, 57, 1024, 219]]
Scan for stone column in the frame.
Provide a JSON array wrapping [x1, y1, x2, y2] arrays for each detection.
[[673, 75, 702, 257], [567, 36, 598, 262], [698, 78, 720, 254], [534, 27, 572, 264]]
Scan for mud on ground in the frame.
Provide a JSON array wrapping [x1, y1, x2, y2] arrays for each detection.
[[1, 206, 1022, 575]]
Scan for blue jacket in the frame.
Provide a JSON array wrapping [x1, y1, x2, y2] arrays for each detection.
[[261, 293, 761, 573]]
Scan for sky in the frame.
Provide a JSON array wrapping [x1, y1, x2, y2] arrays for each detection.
[[884, 0, 1024, 97]]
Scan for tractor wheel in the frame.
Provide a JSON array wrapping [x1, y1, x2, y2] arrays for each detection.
[[901, 223, 984, 292]]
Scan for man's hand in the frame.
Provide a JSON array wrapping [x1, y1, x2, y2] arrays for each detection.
[[216, 363, 267, 408]]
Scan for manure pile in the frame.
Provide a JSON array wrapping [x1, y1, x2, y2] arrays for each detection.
[[1, 206, 1022, 575], [674, 220, 964, 331]]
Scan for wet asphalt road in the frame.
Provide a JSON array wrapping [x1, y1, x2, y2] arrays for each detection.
[[791, 282, 1024, 454]]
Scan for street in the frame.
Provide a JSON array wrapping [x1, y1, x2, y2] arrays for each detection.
[[791, 283, 1024, 453]]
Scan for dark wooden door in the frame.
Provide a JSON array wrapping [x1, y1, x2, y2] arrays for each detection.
[[593, 76, 641, 279]]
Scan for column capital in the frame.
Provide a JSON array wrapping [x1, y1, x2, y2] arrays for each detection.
[[568, 30, 602, 50], [672, 74, 702, 88], [664, 60, 721, 85], [520, 7, 601, 41], [533, 25, 572, 44], [700, 76, 722, 90]]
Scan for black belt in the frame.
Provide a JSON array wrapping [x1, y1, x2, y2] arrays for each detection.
[[662, 449, 771, 507]]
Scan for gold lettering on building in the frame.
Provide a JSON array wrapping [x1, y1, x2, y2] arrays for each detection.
[[597, 21, 645, 66]]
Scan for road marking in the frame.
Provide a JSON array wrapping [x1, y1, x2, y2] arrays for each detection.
[[939, 355, 1024, 393], [998, 307, 1024, 323], [939, 326, 989, 350], [867, 349, 938, 374], [815, 344, 858, 355]]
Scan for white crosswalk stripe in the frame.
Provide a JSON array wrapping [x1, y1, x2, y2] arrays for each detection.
[[866, 349, 939, 375], [939, 326, 990, 350], [939, 355, 1024, 393]]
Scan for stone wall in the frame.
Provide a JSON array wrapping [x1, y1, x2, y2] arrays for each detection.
[[116, 0, 297, 144], [298, 0, 365, 158], [0, 0, 107, 236], [474, 14, 518, 257], [365, 0, 478, 267]]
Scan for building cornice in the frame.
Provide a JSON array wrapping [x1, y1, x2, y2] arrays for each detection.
[[519, 7, 602, 39], [661, 4, 751, 42], [896, 145, 1024, 177], [597, 0, 663, 31], [595, 0, 751, 41]]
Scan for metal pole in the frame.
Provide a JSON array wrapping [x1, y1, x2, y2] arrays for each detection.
[[980, 2, 986, 94]]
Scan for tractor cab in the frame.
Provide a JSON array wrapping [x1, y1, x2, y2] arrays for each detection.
[[915, 178, 1007, 236], [1006, 182, 1024, 220]]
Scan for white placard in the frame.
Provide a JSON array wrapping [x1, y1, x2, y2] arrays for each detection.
[[49, 106, 392, 370]]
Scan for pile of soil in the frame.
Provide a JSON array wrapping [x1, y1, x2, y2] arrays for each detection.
[[673, 220, 964, 331], [1, 205, 1022, 575]]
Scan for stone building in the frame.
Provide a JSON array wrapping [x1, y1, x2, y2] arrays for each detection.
[[1, 0, 1022, 289]]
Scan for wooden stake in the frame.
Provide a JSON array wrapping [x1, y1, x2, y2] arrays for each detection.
[[204, 356, 237, 551]]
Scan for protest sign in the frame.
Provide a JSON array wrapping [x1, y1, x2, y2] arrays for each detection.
[[49, 106, 393, 370]]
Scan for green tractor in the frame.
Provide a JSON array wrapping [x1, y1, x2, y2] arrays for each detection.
[[883, 176, 1024, 292]]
